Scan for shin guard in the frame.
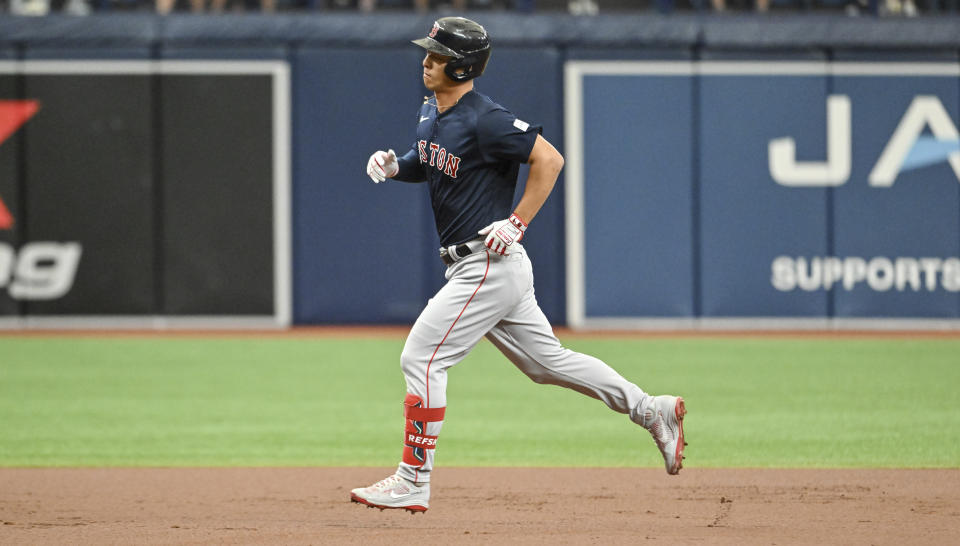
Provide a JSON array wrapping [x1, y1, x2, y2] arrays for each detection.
[[402, 394, 445, 468]]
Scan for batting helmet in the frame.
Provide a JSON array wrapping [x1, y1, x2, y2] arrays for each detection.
[[412, 17, 491, 83]]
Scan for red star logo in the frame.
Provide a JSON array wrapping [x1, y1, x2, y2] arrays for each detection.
[[0, 100, 40, 230]]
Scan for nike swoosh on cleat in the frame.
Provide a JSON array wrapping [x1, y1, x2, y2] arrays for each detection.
[[389, 491, 413, 499]]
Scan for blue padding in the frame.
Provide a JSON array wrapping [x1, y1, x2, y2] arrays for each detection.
[[478, 46, 565, 323], [831, 49, 960, 63], [699, 49, 825, 62], [291, 45, 567, 325], [566, 48, 693, 61], [699, 59, 830, 317], [830, 67, 960, 318], [700, 14, 960, 49], [0, 14, 157, 46], [23, 47, 152, 60], [581, 71, 695, 317], [292, 47, 433, 324], [7, 18, 960, 324], [160, 46, 288, 60]]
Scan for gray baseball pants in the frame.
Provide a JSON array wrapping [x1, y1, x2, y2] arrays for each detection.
[[396, 241, 651, 484]]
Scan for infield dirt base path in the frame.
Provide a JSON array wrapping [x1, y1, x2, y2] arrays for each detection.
[[1, 468, 958, 545]]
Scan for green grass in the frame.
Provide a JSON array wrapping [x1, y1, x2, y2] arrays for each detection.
[[0, 336, 958, 468]]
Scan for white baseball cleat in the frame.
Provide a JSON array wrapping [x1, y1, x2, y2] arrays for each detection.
[[350, 474, 430, 513], [641, 395, 687, 475]]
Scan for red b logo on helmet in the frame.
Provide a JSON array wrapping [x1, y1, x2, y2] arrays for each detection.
[[429, 22, 439, 39]]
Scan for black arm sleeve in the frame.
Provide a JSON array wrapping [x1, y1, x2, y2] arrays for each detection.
[[393, 146, 426, 183]]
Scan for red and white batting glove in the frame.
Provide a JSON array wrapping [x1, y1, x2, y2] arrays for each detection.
[[366, 149, 398, 183], [479, 213, 527, 256]]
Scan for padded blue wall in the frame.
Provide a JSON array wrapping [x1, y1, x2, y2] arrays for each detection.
[[581, 72, 695, 317], [573, 55, 960, 321], [289, 46, 567, 324], [479, 46, 565, 322], [6, 15, 960, 324], [292, 47, 436, 324], [698, 51, 830, 317], [830, 51, 960, 318]]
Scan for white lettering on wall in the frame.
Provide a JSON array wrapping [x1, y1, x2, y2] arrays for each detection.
[[769, 95, 851, 187], [771, 255, 960, 292], [0, 242, 82, 300]]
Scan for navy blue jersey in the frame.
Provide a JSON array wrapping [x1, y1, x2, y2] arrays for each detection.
[[393, 90, 541, 247]]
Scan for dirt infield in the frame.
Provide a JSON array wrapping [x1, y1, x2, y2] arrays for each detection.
[[1, 468, 958, 545]]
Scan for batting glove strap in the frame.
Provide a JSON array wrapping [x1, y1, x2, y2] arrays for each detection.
[[509, 213, 527, 232]]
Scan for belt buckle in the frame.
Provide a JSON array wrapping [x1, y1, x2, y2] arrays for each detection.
[[439, 245, 456, 266]]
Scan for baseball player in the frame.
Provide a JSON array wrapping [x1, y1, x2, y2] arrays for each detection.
[[352, 17, 687, 513]]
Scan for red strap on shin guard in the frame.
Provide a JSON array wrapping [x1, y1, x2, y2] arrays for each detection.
[[402, 394, 444, 467], [405, 404, 446, 422], [404, 393, 445, 422], [403, 444, 429, 466]]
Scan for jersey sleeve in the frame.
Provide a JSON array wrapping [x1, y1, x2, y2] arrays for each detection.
[[393, 145, 426, 183], [476, 108, 542, 164]]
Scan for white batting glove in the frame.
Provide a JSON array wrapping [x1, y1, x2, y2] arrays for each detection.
[[479, 213, 527, 256], [366, 149, 398, 183]]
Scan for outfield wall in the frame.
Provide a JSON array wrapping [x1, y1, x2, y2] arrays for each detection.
[[1, 14, 959, 328]]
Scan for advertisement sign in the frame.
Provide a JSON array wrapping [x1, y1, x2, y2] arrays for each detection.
[[0, 61, 290, 328], [566, 61, 960, 327]]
